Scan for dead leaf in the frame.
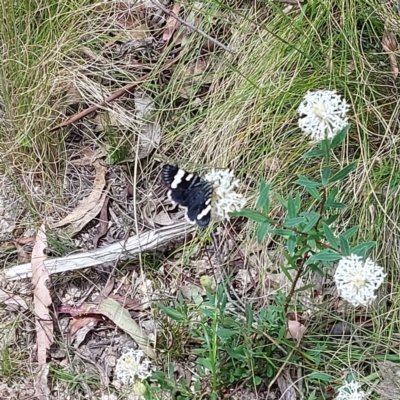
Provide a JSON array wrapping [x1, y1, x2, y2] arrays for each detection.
[[69, 277, 116, 339], [15, 242, 30, 263], [32, 224, 53, 367], [376, 361, 400, 399], [382, 28, 399, 78], [60, 298, 155, 358], [162, 4, 181, 42], [16, 235, 36, 245], [69, 148, 107, 167], [286, 320, 306, 341], [50, 161, 107, 228], [66, 189, 109, 237], [138, 122, 161, 158], [34, 364, 50, 400], [93, 196, 110, 248], [108, 293, 143, 311], [134, 91, 161, 158], [0, 288, 28, 311], [177, 57, 212, 99], [98, 298, 155, 358], [70, 315, 103, 338]]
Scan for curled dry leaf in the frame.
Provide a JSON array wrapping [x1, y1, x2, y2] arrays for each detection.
[[162, 3, 181, 42], [50, 161, 108, 236], [31, 224, 53, 368], [286, 320, 306, 341]]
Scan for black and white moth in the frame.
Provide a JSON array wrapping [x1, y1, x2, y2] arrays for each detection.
[[161, 164, 213, 228]]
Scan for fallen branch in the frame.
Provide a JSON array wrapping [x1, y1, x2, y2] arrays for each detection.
[[4, 222, 195, 281], [49, 73, 151, 132]]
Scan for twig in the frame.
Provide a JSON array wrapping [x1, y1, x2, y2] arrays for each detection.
[[4, 222, 196, 280], [149, 0, 234, 54], [283, 252, 308, 313], [49, 73, 151, 132]]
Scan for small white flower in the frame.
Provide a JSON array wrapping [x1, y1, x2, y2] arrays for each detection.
[[336, 381, 366, 400], [334, 254, 386, 307], [204, 169, 246, 222], [298, 90, 349, 141], [115, 349, 152, 384]]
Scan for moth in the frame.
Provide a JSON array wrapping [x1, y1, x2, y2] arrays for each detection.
[[161, 164, 213, 228]]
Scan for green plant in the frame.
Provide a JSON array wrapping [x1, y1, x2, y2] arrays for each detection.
[[234, 125, 381, 311], [155, 285, 291, 399]]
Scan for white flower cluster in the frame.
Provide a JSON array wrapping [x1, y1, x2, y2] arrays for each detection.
[[334, 254, 386, 307], [115, 349, 152, 385], [298, 90, 349, 141], [336, 381, 366, 400], [204, 169, 246, 222]]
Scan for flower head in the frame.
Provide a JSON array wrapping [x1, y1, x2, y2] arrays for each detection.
[[298, 90, 349, 141], [115, 349, 152, 384], [336, 381, 366, 400], [334, 254, 386, 307], [203, 169, 246, 222]]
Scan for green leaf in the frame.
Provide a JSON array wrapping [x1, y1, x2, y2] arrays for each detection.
[[269, 229, 294, 237], [321, 139, 331, 162], [323, 201, 346, 210], [157, 303, 186, 323], [306, 186, 322, 199], [339, 235, 351, 256], [351, 241, 376, 257], [288, 196, 296, 219], [257, 221, 270, 243], [306, 249, 341, 265], [294, 193, 301, 213], [280, 261, 294, 282], [253, 376, 262, 386], [321, 167, 331, 186], [226, 346, 247, 361], [296, 175, 322, 188], [330, 124, 350, 148], [287, 235, 297, 255], [342, 226, 358, 240], [326, 186, 339, 201], [256, 180, 271, 213], [328, 162, 357, 183], [322, 223, 338, 248], [198, 358, 213, 371], [302, 148, 325, 159], [303, 212, 320, 232], [232, 208, 268, 223], [217, 328, 237, 338], [308, 372, 332, 383], [294, 283, 315, 293], [284, 217, 305, 227], [275, 193, 287, 208]]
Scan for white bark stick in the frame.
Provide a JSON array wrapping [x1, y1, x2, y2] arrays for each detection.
[[4, 222, 195, 281]]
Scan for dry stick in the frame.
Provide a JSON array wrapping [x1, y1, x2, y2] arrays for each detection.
[[4, 222, 196, 280], [49, 73, 151, 132], [149, 0, 234, 54]]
